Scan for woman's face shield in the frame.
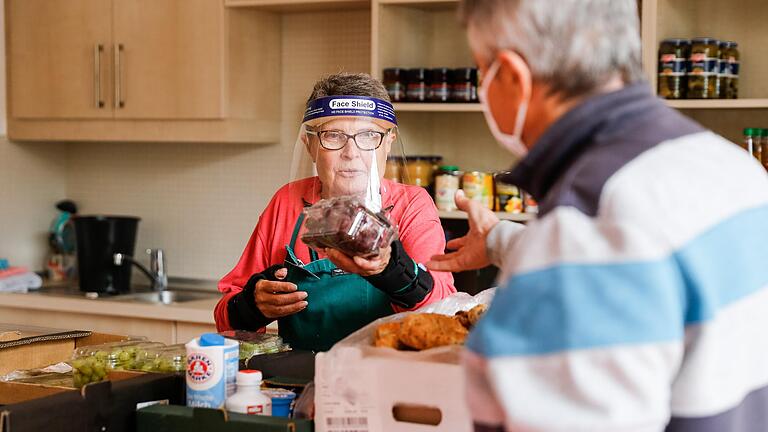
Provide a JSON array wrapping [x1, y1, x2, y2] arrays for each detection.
[[290, 96, 405, 211]]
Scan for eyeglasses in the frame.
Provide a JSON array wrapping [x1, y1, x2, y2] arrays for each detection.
[[306, 129, 391, 151]]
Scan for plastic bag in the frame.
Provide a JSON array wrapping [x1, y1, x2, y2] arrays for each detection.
[[218, 331, 291, 362]]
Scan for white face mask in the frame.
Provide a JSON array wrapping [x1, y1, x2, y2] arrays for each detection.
[[478, 59, 530, 159]]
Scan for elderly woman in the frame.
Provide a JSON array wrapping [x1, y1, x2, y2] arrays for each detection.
[[215, 72, 455, 351]]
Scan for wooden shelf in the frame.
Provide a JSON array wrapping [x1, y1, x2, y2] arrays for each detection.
[[439, 210, 534, 222], [378, 0, 457, 9], [393, 103, 482, 112], [667, 99, 768, 110], [225, 0, 369, 12]]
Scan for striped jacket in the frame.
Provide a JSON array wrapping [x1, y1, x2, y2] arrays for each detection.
[[466, 83, 768, 431]]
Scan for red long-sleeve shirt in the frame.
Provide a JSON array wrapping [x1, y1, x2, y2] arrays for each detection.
[[215, 177, 456, 331]]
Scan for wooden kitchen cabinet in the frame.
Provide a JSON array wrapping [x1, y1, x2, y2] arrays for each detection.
[[6, 0, 281, 143], [6, 0, 114, 119], [112, 0, 226, 120]]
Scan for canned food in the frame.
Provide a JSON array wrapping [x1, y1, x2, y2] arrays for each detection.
[[435, 166, 462, 211], [494, 173, 523, 213], [524, 191, 539, 214], [462, 171, 494, 210]]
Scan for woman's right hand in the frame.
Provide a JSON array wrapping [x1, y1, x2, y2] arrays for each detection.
[[254, 267, 308, 319]]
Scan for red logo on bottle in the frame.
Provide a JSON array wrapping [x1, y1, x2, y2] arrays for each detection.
[[187, 353, 214, 383]]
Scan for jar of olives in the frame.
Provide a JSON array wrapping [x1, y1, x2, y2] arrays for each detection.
[[725, 42, 740, 99], [658, 38, 690, 99], [687, 37, 720, 99]]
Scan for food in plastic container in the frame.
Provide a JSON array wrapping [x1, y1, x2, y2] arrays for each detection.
[[132, 344, 186, 373], [70, 340, 164, 387], [262, 388, 297, 418], [219, 331, 291, 362], [301, 196, 397, 258]]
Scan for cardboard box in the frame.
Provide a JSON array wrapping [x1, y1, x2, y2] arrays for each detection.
[[1, 372, 184, 432], [0, 325, 185, 432], [314, 346, 472, 432], [137, 404, 313, 432], [0, 324, 127, 375]]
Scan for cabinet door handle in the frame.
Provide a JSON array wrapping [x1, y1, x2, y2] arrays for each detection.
[[93, 44, 104, 108], [114, 44, 124, 109]]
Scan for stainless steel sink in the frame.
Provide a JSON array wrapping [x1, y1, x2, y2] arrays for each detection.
[[110, 290, 218, 305]]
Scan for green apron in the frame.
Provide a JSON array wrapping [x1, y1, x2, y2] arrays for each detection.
[[277, 214, 394, 352]]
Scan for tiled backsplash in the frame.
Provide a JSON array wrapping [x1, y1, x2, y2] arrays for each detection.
[[0, 138, 67, 270]]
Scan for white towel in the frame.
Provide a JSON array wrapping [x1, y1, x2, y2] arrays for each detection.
[[0, 272, 43, 293]]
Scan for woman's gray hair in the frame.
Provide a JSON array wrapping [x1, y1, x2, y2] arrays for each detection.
[[459, 0, 643, 99], [307, 72, 391, 104]]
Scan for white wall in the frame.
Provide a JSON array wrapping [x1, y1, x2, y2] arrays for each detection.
[[0, 0, 69, 271]]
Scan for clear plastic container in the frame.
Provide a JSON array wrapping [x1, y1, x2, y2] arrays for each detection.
[[71, 340, 164, 387], [301, 196, 397, 258], [132, 344, 186, 373], [219, 331, 291, 362]]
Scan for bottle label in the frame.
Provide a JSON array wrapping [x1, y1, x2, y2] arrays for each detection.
[[659, 57, 686, 76], [386, 83, 405, 101], [688, 56, 718, 76], [729, 61, 740, 77]]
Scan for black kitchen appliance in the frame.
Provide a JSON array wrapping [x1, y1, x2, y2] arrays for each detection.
[[73, 215, 140, 294]]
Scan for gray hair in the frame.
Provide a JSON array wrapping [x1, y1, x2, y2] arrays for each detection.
[[307, 72, 390, 105], [459, 0, 643, 99]]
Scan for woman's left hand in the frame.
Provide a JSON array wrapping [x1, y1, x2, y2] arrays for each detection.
[[324, 245, 391, 277]]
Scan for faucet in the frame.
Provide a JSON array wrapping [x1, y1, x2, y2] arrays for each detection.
[[113, 248, 168, 292]]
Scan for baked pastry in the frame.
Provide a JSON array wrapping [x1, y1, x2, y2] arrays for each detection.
[[398, 313, 468, 350], [373, 321, 403, 349]]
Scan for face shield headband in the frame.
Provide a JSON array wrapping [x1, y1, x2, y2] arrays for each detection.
[[303, 96, 398, 128]]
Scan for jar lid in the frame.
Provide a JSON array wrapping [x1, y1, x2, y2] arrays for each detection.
[[405, 155, 442, 161], [452, 67, 477, 81], [439, 165, 460, 171], [407, 68, 428, 80], [744, 128, 760, 136], [692, 37, 719, 45], [383, 68, 404, 77], [661, 38, 691, 45], [430, 68, 451, 81]]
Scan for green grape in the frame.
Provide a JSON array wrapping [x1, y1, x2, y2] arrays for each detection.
[[92, 362, 105, 376], [95, 350, 109, 360], [117, 351, 131, 362], [79, 364, 93, 376], [71, 358, 86, 369]]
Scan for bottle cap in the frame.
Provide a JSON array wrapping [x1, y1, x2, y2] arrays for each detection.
[[236, 369, 263, 386], [199, 333, 225, 347]]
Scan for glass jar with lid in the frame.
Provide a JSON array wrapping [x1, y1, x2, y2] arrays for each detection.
[[451, 68, 478, 102], [743, 128, 762, 162], [385, 156, 404, 183], [760, 128, 768, 171], [404, 156, 433, 187], [658, 38, 690, 99], [725, 42, 740, 99], [406, 68, 429, 102], [687, 37, 720, 99], [383, 68, 406, 102], [434, 166, 462, 211], [427, 68, 451, 102]]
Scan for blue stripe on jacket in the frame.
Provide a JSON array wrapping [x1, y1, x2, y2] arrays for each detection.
[[467, 204, 768, 358]]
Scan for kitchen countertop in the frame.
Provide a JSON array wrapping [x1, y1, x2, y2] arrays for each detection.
[[0, 283, 220, 324]]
